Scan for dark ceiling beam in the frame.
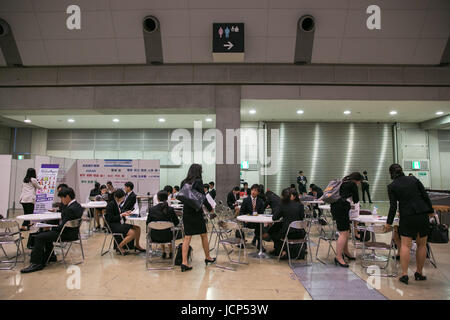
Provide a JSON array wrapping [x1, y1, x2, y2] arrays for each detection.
[[0, 64, 449, 87]]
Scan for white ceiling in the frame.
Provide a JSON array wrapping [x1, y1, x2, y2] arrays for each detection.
[[241, 99, 450, 122], [3, 113, 216, 129], [0, 0, 449, 66], [2, 100, 449, 128]]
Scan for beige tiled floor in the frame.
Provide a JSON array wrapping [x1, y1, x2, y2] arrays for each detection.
[[1, 202, 449, 300]]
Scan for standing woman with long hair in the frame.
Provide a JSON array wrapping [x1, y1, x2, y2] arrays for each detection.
[[330, 172, 363, 267], [179, 164, 215, 272], [19, 168, 43, 231], [384, 164, 433, 285]]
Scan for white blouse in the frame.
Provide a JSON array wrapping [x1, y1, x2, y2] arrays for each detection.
[[19, 178, 43, 204]]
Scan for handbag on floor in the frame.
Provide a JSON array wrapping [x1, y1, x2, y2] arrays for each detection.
[[428, 217, 449, 244], [174, 243, 192, 265]]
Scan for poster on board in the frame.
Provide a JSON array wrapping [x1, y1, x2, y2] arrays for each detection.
[[77, 159, 160, 203], [34, 164, 59, 213]]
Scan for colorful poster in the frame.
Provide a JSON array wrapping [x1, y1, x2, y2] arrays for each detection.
[[34, 164, 59, 213]]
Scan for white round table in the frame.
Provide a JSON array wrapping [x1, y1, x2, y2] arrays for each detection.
[[237, 214, 280, 259], [303, 200, 324, 205], [318, 204, 331, 211], [81, 201, 107, 209], [16, 212, 61, 221]]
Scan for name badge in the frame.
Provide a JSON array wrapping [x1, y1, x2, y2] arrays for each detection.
[[252, 211, 258, 216]]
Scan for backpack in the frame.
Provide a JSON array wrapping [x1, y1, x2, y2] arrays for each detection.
[[174, 243, 193, 265], [319, 179, 343, 204]]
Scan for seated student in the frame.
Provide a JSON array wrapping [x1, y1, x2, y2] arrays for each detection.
[[258, 184, 266, 203], [106, 181, 115, 202], [104, 189, 145, 255], [21, 187, 84, 273], [239, 184, 265, 249], [241, 182, 249, 196], [90, 182, 101, 198], [269, 188, 305, 258], [264, 190, 281, 212], [146, 191, 180, 259], [49, 184, 69, 213], [120, 182, 137, 213], [307, 184, 324, 217], [227, 186, 240, 210], [208, 182, 216, 199], [93, 185, 108, 231], [172, 185, 180, 199], [203, 183, 210, 195], [153, 185, 173, 205], [290, 184, 297, 192]]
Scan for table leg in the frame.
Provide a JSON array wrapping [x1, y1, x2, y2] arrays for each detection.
[[248, 223, 270, 259]]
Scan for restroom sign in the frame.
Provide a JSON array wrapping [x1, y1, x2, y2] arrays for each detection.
[[213, 23, 244, 61]]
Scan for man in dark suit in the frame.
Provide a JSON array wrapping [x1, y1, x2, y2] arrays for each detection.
[[120, 181, 137, 213], [21, 187, 84, 273], [362, 170, 373, 203], [239, 184, 265, 249], [241, 182, 249, 196], [227, 186, 240, 210], [297, 171, 308, 194], [208, 182, 216, 199]]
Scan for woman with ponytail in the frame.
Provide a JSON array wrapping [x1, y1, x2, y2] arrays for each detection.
[[385, 164, 433, 285], [331, 172, 363, 268], [147, 191, 180, 259]]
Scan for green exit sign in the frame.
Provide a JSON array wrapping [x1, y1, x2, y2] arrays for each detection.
[[17, 155, 24, 160], [412, 161, 421, 170]]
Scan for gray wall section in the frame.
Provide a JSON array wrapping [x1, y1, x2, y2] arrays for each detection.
[[0, 126, 11, 154], [215, 86, 241, 202], [266, 122, 394, 201]]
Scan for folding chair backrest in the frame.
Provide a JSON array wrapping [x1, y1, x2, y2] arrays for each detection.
[[147, 221, 174, 231], [101, 215, 113, 234], [288, 220, 309, 231], [63, 218, 82, 229], [218, 220, 239, 231], [0, 219, 20, 231]]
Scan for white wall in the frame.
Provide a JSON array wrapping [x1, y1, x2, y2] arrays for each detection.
[[0, 155, 12, 217]]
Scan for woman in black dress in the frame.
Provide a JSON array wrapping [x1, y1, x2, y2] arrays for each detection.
[[330, 172, 363, 268], [104, 189, 145, 255], [179, 164, 215, 272], [384, 164, 433, 284], [146, 191, 180, 259]]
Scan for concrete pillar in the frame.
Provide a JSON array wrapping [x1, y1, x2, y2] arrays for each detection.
[[215, 85, 241, 202]]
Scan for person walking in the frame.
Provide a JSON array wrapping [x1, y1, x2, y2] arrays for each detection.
[[179, 164, 215, 272], [362, 170, 373, 203]]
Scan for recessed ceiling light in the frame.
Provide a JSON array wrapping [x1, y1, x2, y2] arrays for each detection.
[[158, 118, 166, 122], [389, 111, 397, 115], [297, 110, 304, 115], [343, 110, 351, 115], [24, 119, 31, 123], [112, 118, 120, 123], [436, 111, 444, 115], [205, 118, 213, 122], [249, 109, 256, 114], [67, 118, 75, 123]]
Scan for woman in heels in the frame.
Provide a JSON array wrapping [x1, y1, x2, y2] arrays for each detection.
[[179, 164, 215, 272], [146, 190, 180, 259], [105, 189, 146, 255], [384, 164, 433, 285], [330, 172, 363, 267]]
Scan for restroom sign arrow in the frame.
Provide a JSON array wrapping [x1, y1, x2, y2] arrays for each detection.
[[223, 41, 234, 50], [212, 23, 244, 53]]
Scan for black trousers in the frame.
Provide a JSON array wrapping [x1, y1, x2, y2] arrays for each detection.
[[30, 230, 58, 265], [362, 185, 372, 203], [21, 203, 35, 227]]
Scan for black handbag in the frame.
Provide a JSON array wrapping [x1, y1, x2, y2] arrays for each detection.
[[428, 218, 449, 244], [176, 183, 205, 211]]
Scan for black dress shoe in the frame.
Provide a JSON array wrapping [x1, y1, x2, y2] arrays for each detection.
[[334, 258, 349, 268], [343, 253, 356, 261], [414, 272, 427, 281], [399, 275, 409, 284], [21, 264, 45, 274], [204, 258, 216, 266], [181, 264, 193, 272], [134, 247, 146, 253]]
